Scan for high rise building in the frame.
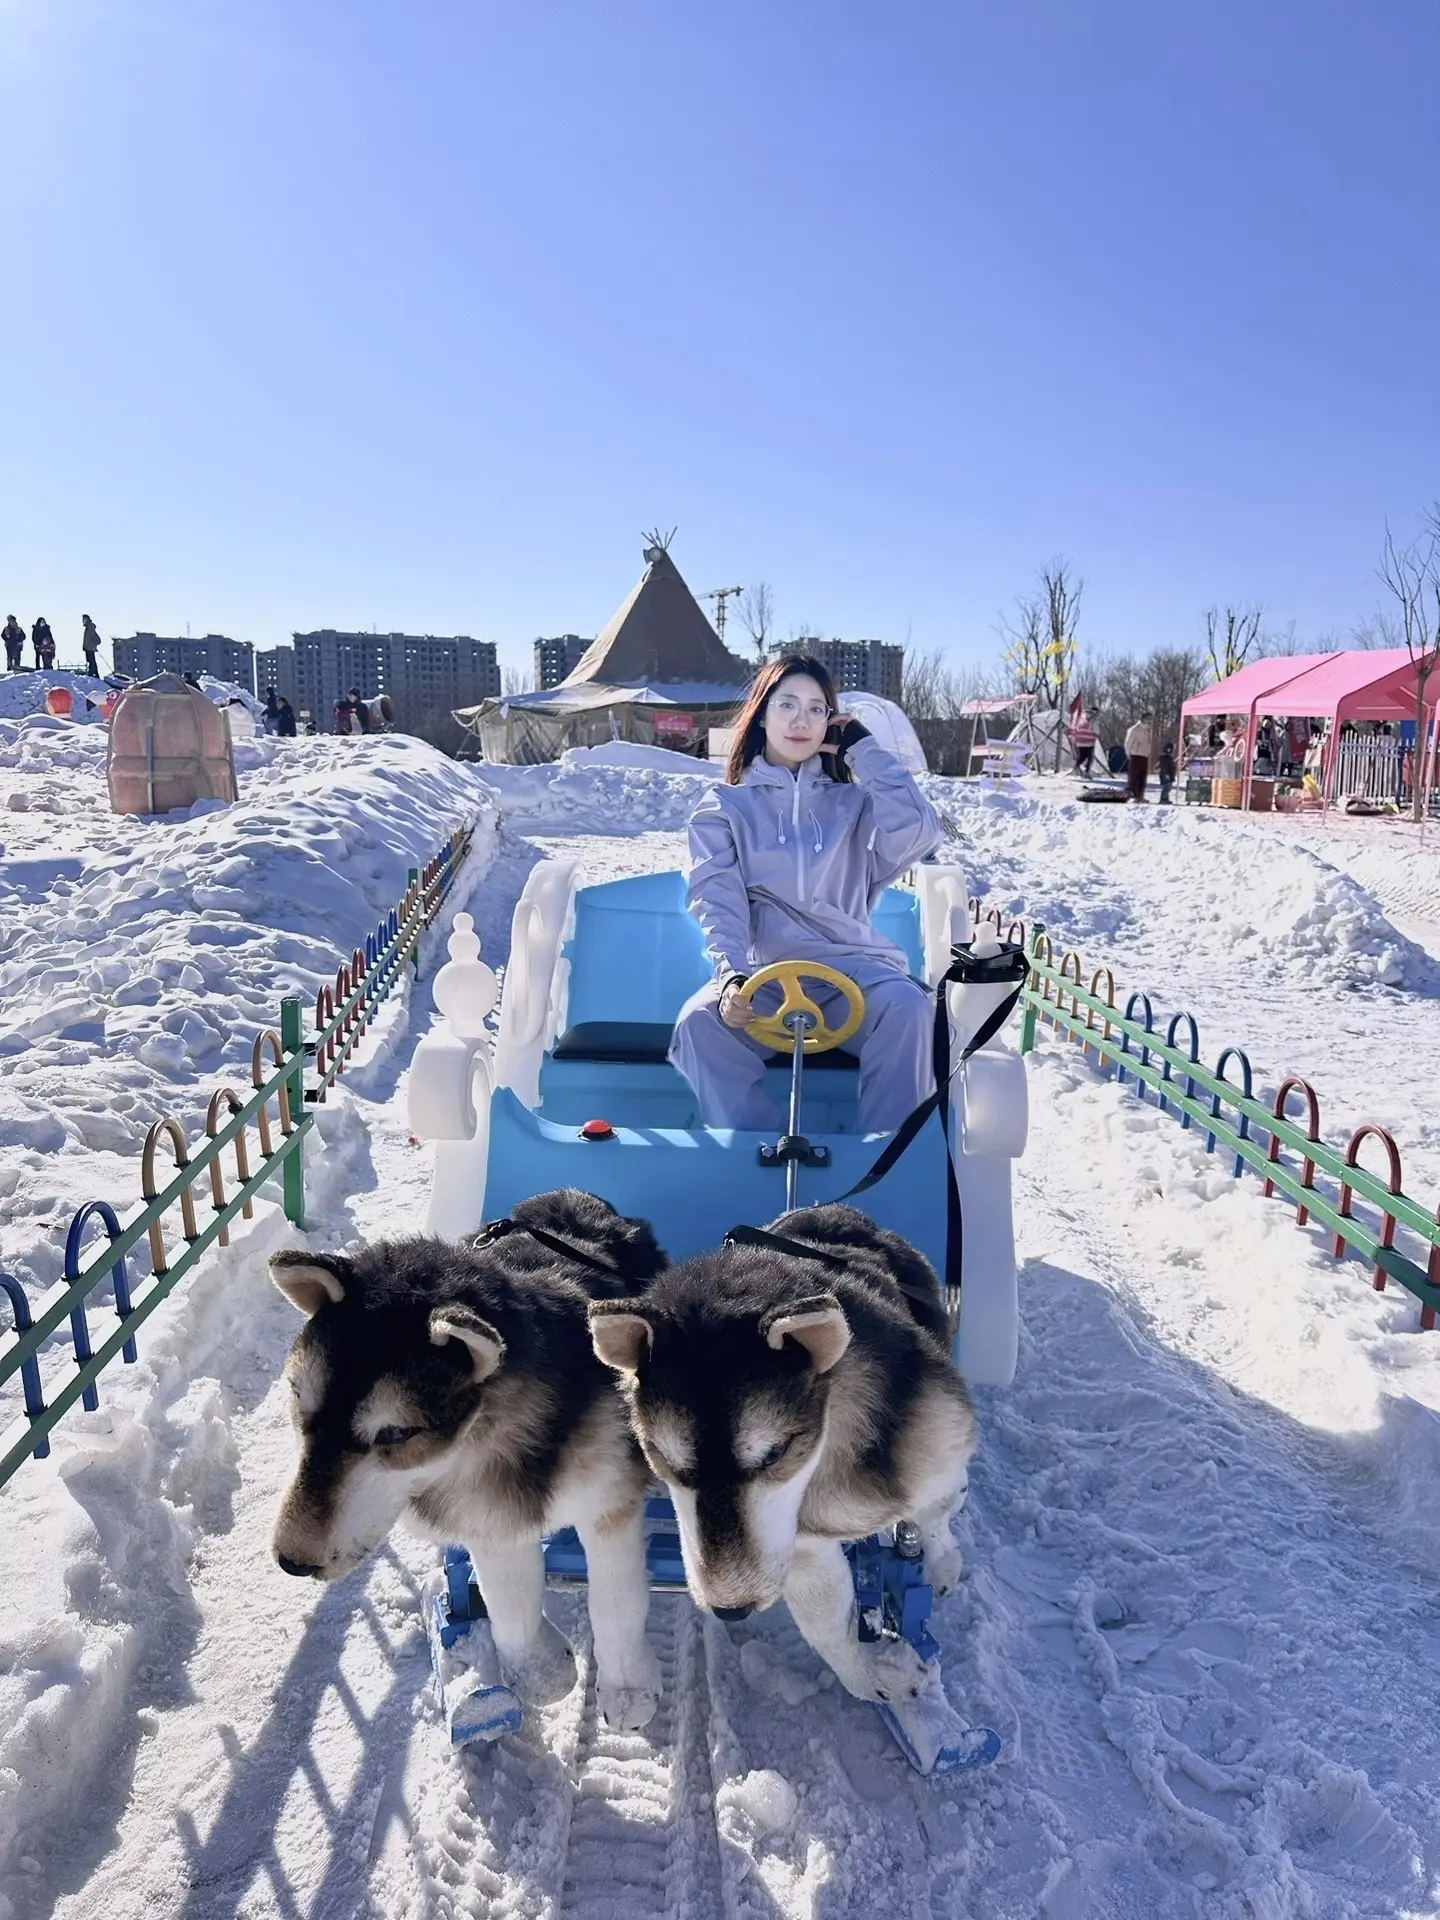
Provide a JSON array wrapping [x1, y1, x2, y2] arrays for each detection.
[[533, 633, 593, 689], [270, 632, 500, 731], [778, 637, 904, 704], [112, 633, 256, 693]]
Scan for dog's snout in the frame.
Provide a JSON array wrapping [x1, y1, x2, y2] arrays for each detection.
[[277, 1552, 324, 1579], [713, 1603, 755, 1622]]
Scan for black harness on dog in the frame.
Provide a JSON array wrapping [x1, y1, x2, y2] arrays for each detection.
[[469, 1214, 630, 1278]]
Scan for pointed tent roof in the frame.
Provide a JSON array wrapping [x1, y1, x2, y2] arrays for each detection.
[[563, 545, 751, 690]]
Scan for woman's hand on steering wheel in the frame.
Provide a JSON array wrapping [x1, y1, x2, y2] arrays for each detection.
[[719, 979, 757, 1029]]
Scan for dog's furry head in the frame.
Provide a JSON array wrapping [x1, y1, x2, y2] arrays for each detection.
[[270, 1191, 665, 1581], [590, 1249, 852, 1613]]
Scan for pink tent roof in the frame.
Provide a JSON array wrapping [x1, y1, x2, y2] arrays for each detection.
[[1251, 647, 1430, 723], [1179, 653, 1339, 720]]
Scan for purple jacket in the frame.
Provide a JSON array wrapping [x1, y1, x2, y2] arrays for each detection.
[[684, 736, 940, 981]]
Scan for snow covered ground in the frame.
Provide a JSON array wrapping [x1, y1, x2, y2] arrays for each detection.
[[2, 737, 1439, 1919]]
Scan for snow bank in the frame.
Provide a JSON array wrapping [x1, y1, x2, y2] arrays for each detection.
[[476, 755, 718, 831], [559, 738, 720, 775], [0, 727, 498, 1337], [0, 670, 261, 728], [937, 779, 1437, 994]]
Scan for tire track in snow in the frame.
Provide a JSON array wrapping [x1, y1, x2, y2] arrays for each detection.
[[555, 1595, 723, 1920]]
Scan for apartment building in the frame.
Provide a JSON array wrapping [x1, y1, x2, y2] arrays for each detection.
[[112, 633, 256, 693], [782, 637, 904, 703], [259, 632, 500, 731], [533, 633, 593, 689]]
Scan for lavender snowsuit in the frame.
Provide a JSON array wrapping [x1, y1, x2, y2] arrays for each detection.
[[669, 736, 942, 1131]]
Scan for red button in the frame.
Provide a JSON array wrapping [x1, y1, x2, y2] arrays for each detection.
[[580, 1119, 614, 1140]]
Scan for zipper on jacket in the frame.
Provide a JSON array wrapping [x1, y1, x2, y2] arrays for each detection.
[[792, 777, 805, 899]]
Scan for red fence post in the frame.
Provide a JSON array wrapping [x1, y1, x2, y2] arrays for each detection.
[[1333, 1124, 1403, 1290], [1264, 1078, 1321, 1224]]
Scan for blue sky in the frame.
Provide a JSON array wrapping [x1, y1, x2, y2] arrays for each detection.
[[3, 0, 1437, 678]]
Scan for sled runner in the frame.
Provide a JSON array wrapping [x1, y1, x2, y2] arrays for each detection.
[[409, 863, 1024, 1775]]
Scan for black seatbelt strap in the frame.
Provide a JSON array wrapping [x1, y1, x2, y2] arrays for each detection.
[[470, 1215, 628, 1278], [830, 943, 1028, 1302]]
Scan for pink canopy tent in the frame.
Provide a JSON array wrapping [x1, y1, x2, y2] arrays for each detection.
[[1179, 654, 1340, 805], [1251, 647, 1438, 805], [1181, 648, 1438, 806], [1178, 652, 1339, 725]]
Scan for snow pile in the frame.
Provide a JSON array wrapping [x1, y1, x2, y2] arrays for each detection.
[[477, 753, 718, 830], [0, 725, 498, 1340], [0, 669, 262, 728], [559, 738, 720, 774], [937, 779, 1437, 995]]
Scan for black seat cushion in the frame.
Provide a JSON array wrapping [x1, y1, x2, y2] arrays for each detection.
[[551, 1021, 860, 1071]]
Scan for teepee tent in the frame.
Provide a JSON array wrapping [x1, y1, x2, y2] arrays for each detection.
[[456, 539, 752, 763]]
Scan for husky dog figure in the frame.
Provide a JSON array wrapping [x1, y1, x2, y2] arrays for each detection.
[[271, 1189, 667, 1730], [589, 1204, 976, 1707]]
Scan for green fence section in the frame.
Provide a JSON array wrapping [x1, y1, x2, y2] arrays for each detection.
[[1016, 921, 1440, 1326], [0, 813, 485, 1488]]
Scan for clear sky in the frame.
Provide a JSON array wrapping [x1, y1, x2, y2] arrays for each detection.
[[3, 0, 1437, 679]]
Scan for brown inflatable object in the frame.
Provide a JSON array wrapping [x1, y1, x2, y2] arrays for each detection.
[[107, 673, 238, 816]]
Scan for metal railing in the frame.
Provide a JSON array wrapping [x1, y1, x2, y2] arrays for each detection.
[[0, 814, 484, 1488], [1009, 913, 1440, 1328]]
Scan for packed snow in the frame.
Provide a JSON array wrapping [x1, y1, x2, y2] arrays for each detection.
[[2, 728, 1439, 1920]]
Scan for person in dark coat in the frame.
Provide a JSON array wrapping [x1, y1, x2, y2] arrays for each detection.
[[32, 616, 54, 669], [1158, 742, 1177, 806], [81, 616, 102, 676], [2, 615, 23, 671], [333, 696, 354, 735], [275, 696, 297, 738], [261, 687, 281, 733], [349, 687, 371, 733]]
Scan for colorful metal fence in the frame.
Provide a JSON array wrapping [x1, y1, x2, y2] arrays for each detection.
[[1000, 905, 1440, 1328], [0, 816, 483, 1488]]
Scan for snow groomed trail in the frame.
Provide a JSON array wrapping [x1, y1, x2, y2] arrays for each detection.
[[5, 734, 1440, 1918]]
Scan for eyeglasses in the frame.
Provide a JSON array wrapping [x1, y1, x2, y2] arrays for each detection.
[[770, 694, 833, 724]]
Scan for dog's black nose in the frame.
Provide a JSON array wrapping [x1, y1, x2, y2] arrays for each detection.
[[713, 1604, 754, 1622], [277, 1553, 323, 1579]]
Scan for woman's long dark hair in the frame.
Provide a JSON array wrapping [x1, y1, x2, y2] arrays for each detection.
[[724, 654, 852, 785]]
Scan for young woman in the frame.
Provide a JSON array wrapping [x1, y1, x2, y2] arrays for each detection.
[[670, 654, 941, 1133]]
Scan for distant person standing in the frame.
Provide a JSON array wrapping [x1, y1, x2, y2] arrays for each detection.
[[1066, 693, 1098, 777], [333, 695, 354, 735], [1157, 741, 1176, 806], [2, 614, 23, 671], [261, 687, 280, 734], [275, 696, 297, 737], [1124, 712, 1153, 802], [32, 615, 54, 669], [81, 615, 102, 676], [349, 686, 372, 733]]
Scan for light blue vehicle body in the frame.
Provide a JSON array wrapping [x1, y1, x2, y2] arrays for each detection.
[[417, 866, 1005, 1775], [482, 868, 953, 1293]]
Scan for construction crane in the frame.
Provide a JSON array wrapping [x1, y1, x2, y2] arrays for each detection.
[[703, 585, 744, 645]]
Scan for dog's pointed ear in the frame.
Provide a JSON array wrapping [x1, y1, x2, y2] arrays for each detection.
[[429, 1305, 505, 1381], [271, 1251, 349, 1317], [589, 1301, 653, 1374], [761, 1293, 851, 1374]]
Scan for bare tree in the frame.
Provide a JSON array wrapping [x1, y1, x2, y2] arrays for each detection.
[[1038, 559, 1082, 770], [899, 647, 1007, 773], [502, 664, 535, 696], [1352, 610, 1401, 650], [1203, 605, 1264, 681], [1380, 513, 1440, 822], [735, 582, 776, 662], [999, 592, 1048, 698]]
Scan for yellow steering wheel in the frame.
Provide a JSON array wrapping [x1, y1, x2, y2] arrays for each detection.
[[734, 960, 865, 1054]]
